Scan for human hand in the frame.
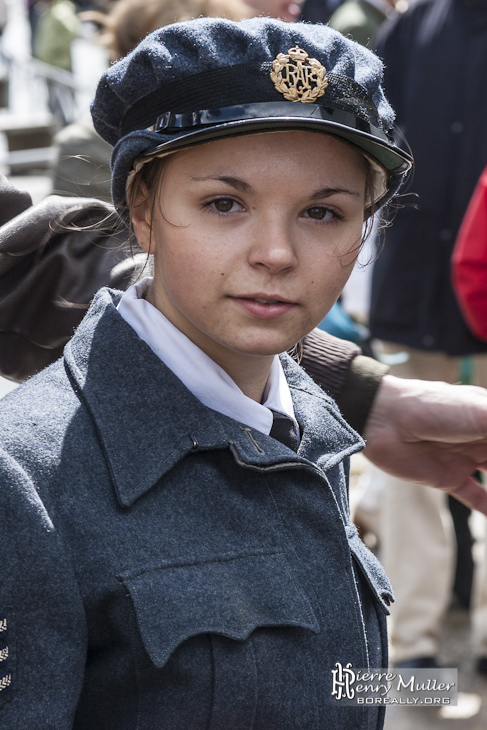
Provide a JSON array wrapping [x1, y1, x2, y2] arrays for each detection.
[[363, 375, 487, 514]]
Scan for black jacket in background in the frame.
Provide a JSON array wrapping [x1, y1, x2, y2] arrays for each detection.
[[300, 0, 342, 24], [370, 0, 487, 355]]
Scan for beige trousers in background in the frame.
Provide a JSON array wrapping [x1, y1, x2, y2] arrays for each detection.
[[375, 343, 487, 663]]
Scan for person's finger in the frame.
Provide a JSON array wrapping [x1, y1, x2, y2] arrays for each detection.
[[447, 475, 487, 515]]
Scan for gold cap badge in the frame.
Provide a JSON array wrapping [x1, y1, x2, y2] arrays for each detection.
[[270, 46, 328, 103]]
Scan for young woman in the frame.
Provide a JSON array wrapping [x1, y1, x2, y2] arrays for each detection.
[[0, 16, 411, 729]]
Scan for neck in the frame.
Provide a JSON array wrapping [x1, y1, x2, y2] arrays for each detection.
[[221, 354, 275, 403]]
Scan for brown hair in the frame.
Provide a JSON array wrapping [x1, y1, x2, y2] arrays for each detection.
[[84, 0, 251, 61]]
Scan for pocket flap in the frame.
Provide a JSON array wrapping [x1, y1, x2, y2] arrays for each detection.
[[121, 552, 320, 668], [345, 524, 394, 614]]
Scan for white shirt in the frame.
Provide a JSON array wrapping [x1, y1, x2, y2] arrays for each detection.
[[117, 279, 298, 436]]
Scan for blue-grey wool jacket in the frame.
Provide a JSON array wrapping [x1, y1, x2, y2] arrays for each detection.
[[0, 288, 393, 729]]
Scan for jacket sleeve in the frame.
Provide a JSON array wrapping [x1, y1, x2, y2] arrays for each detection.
[[451, 165, 487, 341], [0, 174, 32, 226], [0, 187, 139, 382], [0, 450, 86, 728], [300, 329, 389, 436]]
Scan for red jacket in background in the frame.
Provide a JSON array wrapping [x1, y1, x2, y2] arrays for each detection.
[[452, 165, 487, 341]]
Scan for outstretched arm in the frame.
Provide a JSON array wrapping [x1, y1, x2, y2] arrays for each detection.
[[300, 329, 487, 514], [363, 375, 487, 514]]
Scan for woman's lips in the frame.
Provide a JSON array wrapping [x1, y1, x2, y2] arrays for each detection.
[[233, 296, 295, 319]]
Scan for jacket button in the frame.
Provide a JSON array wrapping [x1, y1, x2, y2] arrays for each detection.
[[451, 121, 463, 133]]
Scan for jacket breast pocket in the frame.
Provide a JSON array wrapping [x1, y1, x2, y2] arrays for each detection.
[[120, 551, 320, 730], [345, 523, 394, 615]]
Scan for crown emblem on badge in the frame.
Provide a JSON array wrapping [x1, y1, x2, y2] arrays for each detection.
[[270, 46, 328, 103]]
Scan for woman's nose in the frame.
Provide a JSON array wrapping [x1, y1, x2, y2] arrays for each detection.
[[248, 217, 298, 273]]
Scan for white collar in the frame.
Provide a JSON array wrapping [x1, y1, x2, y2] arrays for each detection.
[[117, 279, 297, 436]]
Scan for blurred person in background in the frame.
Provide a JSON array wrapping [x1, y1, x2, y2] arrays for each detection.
[[241, 0, 304, 21], [88, 0, 251, 61], [31, 0, 80, 125], [329, 0, 406, 48], [368, 0, 487, 672], [245, 0, 349, 24], [32, 0, 80, 71], [300, 0, 344, 23]]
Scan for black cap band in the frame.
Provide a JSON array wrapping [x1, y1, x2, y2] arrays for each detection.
[[121, 64, 386, 138]]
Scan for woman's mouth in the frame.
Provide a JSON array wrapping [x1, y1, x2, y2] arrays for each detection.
[[234, 296, 295, 319]]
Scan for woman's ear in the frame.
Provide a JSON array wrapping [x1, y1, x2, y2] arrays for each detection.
[[130, 181, 152, 254]]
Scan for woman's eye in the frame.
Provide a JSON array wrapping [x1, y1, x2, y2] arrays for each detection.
[[304, 206, 334, 221], [212, 198, 238, 213], [203, 197, 245, 217]]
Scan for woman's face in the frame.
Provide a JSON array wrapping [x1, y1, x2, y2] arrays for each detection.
[[132, 131, 367, 383]]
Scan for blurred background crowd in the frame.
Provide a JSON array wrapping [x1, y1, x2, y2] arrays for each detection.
[[3, 1, 487, 727]]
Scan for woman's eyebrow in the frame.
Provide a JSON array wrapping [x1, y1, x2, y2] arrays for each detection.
[[189, 178, 360, 199], [311, 187, 361, 200], [190, 175, 253, 193]]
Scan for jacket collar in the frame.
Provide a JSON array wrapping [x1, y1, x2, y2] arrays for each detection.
[[64, 288, 363, 508]]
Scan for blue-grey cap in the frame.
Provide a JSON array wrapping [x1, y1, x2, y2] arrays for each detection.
[[91, 16, 412, 218]]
